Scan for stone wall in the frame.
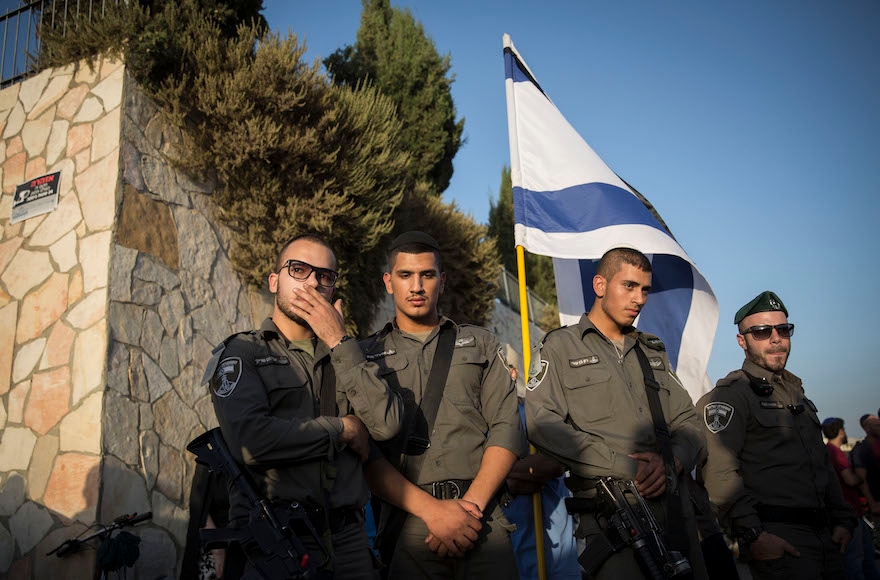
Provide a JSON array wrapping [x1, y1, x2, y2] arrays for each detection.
[[0, 57, 258, 578]]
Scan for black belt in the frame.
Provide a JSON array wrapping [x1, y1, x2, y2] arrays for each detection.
[[419, 479, 473, 500], [757, 505, 829, 529], [305, 506, 362, 534]]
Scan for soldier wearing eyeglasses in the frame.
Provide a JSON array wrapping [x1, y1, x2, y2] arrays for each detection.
[[206, 233, 402, 578], [697, 291, 856, 580]]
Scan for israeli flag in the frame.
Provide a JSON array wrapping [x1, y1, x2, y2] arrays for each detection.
[[503, 35, 718, 400]]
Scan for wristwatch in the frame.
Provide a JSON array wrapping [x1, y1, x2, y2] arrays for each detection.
[[737, 526, 764, 549]]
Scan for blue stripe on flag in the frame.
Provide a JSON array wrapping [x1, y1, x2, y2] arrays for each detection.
[[577, 259, 598, 304], [505, 49, 531, 83], [636, 255, 694, 370], [514, 183, 668, 234]]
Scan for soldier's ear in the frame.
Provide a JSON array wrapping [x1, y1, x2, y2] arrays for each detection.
[[593, 274, 606, 298], [383, 272, 393, 295], [268, 272, 279, 294]]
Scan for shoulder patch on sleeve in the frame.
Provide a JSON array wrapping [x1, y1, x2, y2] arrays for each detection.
[[527, 358, 549, 391], [704, 401, 735, 433], [212, 357, 242, 398], [640, 335, 666, 351]]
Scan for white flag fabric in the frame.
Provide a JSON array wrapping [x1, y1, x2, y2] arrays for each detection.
[[503, 35, 718, 400]]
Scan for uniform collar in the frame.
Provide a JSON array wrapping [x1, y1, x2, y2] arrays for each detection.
[[386, 315, 456, 340], [741, 358, 801, 387], [258, 317, 326, 358], [576, 313, 639, 344]]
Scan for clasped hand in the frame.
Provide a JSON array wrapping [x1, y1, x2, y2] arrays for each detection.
[[422, 499, 483, 558]]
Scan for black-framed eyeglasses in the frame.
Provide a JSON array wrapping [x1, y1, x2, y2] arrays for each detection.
[[279, 260, 338, 288], [740, 323, 794, 340]]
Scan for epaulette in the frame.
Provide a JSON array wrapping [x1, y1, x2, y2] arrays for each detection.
[[200, 330, 257, 387], [539, 324, 571, 344], [639, 333, 666, 351], [715, 369, 747, 388]]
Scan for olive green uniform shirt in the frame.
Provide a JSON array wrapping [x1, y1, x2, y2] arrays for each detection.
[[696, 359, 856, 534], [359, 317, 527, 484], [524, 314, 706, 487], [208, 318, 402, 523]]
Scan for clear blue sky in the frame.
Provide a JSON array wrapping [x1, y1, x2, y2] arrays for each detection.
[[280, 2, 879, 432]]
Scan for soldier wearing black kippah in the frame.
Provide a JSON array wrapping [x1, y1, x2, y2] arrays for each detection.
[[697, 291, 857, 580]]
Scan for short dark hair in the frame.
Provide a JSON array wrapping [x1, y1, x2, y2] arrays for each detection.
[[596, 247, 651, 280], [388, 243, 443, 272], [822, 418, 844, 440], [860, 414, 872, 428], [274, 234, 336, 272]]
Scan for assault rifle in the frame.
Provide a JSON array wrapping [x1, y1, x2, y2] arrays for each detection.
[[566, 477, 691, 580], [187, 428, 328, 579]]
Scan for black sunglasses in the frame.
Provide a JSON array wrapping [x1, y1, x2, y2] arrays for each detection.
[[279, 260, 338, 288], [740, 323, 794, 340]]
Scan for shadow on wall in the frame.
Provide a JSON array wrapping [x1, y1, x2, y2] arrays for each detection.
[[1, 459, 181, 579]]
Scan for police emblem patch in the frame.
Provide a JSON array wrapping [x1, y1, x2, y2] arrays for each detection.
[[704, 402, 735, 433], [649, 357, 665, 369], [527, 359, 549, 391], [213, 357, 242, 398], [455, 336, 475, 347]]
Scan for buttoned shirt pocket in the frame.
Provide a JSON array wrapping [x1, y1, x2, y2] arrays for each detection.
[[562, 365, 614, 424], [258, 361, 311, 419], [376, 354, 410, 393], [753, 407, 795, 429], [446, 348, 487, 407]]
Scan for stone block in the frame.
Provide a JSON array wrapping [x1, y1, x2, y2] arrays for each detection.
[[212, 256, 241, 324], [0, 472, 25, 516], [129, 350, 149, 402], [27, 433, 58, 501], [140, 402, 155, 431], [0, 522, 12, 574], [14, 271, 68, 343], [29, 189, 82, 248], [25, 367, 70, 435], [20, 208, 47, 238], [109, 243, 138, 303], [131, 280, 162, 306], [66, 122, 92, 158], [0, 81, 19, 112], [24, 157, 47, 184], [75, 151, 119, 232], [143, 352, 172, 402], [109, 301, 145, 346], [12, 338, 46, 383], [154, 391, 199, 449], [159, 335, 179, 379], [192, 301, 231, 347], [68, 268, 83, 304], [173, 206, 219, 275], [60, 391, 102, 454], [29, 74, 72, 120], [142, 154, 191, 207], [9, 501, 53, 555], [21, 107, 54, 157], [141, 308, 164, 359], [156, 444, 184, 503], [133, 253, 179, 290], [47, 157, 75, 198], [100, 455, 150, 521], [0, 398, 5, 431], [40, 321, 75, 370], [7, 380, 28, 423], [72, 96, 103, 123], [17, 68, 51, 113], [194, 395, 218, 431], [0, 427, 37, 471], [103, 390, 139, 466], [2, 248, 52, 301], [92, 65, 124, 112], [92, 106, 121, 162], [118, 186, 181, 270], [43, 452, 100, 523], [2, 103, 25, 139], [151, 490, 187, 546], [33, 524, 94, 579], [79, 230, 112, 292], [65, 287, 107, 330], [133, 527, 177, 580], [140, 430, 159, 490], [71, 320, 107, 406], [107, 341, 131, 396], [56, 84, 89, 120], [48, 230, 79, 272], [0, 235, 23, 276], [158, 290, 185, 335], [46, 119, 69, 166]]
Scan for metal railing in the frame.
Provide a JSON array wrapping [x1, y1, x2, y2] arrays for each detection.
[[496, 267, 550, 326], [0, 0, 120, 88]]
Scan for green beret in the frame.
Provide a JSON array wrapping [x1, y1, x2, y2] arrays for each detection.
[[734, 291, 788, 324], [389, 231, 440, 252]]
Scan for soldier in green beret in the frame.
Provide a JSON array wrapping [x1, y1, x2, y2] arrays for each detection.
[[697, 291, 856, 580]]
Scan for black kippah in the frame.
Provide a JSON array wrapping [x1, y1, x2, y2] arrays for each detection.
[[388, 231, 441, 252]]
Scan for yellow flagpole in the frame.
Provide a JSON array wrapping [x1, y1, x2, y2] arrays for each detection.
[[516, 245, 548, 580]]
